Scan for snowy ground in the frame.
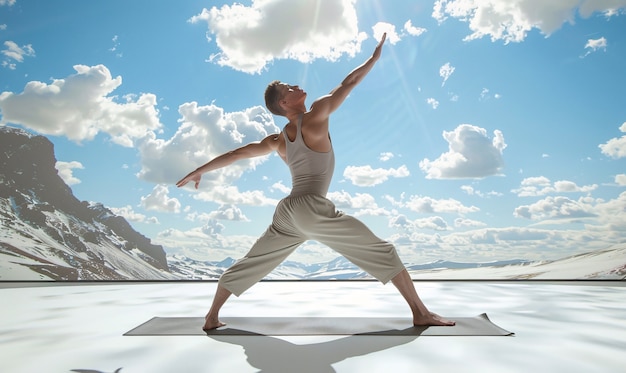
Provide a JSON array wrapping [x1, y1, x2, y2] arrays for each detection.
[[409, 245, 626, 279], [1, 280, 624, 373]]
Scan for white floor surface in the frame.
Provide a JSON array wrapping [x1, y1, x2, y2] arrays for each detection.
[[1, 281, 624, 373]]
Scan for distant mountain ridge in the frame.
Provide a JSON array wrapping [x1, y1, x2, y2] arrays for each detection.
[[166, 254, 534, 280], [167, 245, 625, 280], [0, 126, 173, 280]]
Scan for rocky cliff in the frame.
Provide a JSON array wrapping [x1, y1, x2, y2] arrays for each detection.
[[0, 126, 173, 280]]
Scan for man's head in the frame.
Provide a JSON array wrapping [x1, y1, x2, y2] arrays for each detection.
[[264, 80, 285, 116], [264, 81, 306, 116]]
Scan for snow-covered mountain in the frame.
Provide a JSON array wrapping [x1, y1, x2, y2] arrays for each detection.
[[166, 255, 374, 280], [0, 126, 175, 280]]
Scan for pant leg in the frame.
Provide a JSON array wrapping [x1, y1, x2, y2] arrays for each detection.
[[219, 200, 305, 296], [293, 195, 405, 284]]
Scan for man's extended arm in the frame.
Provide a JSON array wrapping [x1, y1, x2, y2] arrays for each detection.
[[176, 134, 279, 189], [310, 33, 386, 116]]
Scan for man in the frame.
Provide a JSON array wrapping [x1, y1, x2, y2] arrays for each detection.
[[176, 34, 455, 330]]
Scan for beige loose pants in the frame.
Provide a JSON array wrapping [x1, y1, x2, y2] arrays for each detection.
[[219, 194, 405, 296]]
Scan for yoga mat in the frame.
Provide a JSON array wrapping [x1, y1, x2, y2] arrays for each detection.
[[124, 313, 513, 336]]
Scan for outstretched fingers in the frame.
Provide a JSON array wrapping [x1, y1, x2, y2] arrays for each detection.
[[378, 32, 387, 46], [176, 171, 201, 189]]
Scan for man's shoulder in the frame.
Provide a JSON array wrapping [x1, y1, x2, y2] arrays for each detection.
[[262, 133, 282, 148], [308, 94, 332, 112], [304, 103, 331, 123]]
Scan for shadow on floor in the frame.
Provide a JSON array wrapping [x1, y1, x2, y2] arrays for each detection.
[[208, 328, 420, 373]]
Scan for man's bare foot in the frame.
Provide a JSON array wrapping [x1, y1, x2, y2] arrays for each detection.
[[202, 315, 226, 331], [413, 312, 455, 327]]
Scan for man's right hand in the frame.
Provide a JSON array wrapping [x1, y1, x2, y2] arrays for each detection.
[[176, 170, 202, 189], [373, 32, 386, 60]]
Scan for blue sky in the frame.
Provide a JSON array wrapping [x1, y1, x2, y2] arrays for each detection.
[[1, 0, 625, 265]]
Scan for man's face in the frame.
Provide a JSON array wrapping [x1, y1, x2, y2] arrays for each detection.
[[280, 83, 306, 105]]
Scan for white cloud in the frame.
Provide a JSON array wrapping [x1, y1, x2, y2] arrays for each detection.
[[55, 161, 84, 186], [403, 194, 479, 215], [110, 205, 149, 223], [522, 175, 551, 186], [372, 22, 401, 45], [0, 0, 16, 6], [189, 0, 367, 73], [585, 37, 607, 51], [480, 87, 501, 101], [589, 191, 626, 233], [514, 196, 598, 221], [0, 24, 6, 30], [208, 204, 249, 222], [388, 193, 626, 263], [419, 124, 507, 179], [439, 62, 455, 86], [404, 20, 427, 36], [329, 190, 376, 209], [387, 224, 620, 263], [327, 190, 391, 216], [185, 211, 213, 223], [109, 36, 118, 53], [137, 102, 279, 186], [454, 217, 487, 228], [599, 122, 626, 158], [270, 180, 291, 194], [1, 41, 35, 69], [0, 65, 162, 146], [109, 35, 122, 58], [3, 62, 16, 72], [155, 226, 257, 261], [480, 88, 489, 100], [615, 174, 626, 186], [390, 214, 449, 231], [140, 184, 181, 213], [379, 152, 394, 162], [386, 193, 479, 216], [460, 185, 476, 195], [432, 0, 626, 43], [414, 216, 449, 231], [578, 1, 626, 18], [460, 185, 503, 197], [426, 97, 439, 109], [554, 180, 597, 193], [196, 185, 278, 206], [201, 219, 225, 236], [343, 164, 410, 187], [512, 176, 598, 197], [582, 37, 608, 57]]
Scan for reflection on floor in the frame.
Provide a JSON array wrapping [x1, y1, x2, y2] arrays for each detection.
[[1, 281, 624, 373]]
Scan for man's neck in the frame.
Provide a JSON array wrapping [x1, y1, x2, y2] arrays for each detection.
[[285, 108, 306, 123]]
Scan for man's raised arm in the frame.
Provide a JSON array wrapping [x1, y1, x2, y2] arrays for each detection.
[[311, 33, 386, 116], [176, 134, 280, 189]]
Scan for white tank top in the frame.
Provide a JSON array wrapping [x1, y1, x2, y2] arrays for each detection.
[[283, 114, 335, 197]]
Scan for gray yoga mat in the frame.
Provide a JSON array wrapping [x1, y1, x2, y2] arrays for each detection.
[[124, 313, 513, 336]]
